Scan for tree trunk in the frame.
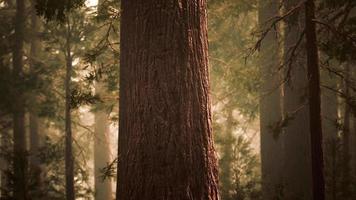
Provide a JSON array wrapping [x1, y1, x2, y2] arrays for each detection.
[[305, 0, 325, 199], [65, 20, 75, 200], [341, 64, 351, 199], [29, 0, 43, 191], [94, 1, 113, 198], [283, 1, 313, 199], [321, 67, 338, 200], [0, 116, 11, 198], [259, 0, 284, 199], [352, 65, 356, 199], [13, 0, 27, 199], [219, 108, 235, 200], [117, 0, 220, 199], [94, 83, 113, 200]]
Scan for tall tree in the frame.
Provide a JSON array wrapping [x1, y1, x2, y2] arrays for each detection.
[[93, 1, 113, 199], [283, 0, 313, 199], [29, 0, 43, 190], [219, 108, 235, 200], [94, 83, 113, 200], [305, 0, 325, 199], [117, 0, 220, 199], [64, 17, 75, 200], [12, 0, 27, 199], [341, 64, 351, 199], [258, 0, 283, 199], [321, 66, 339, 200]]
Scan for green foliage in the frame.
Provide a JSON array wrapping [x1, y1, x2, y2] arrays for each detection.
[[208, 0, 260, 119], [0, 136, 93, 199], [35, 0, 86, 22]]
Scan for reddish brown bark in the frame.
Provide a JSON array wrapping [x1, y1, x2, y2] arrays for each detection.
[[117, 0, 219, 199], [305, 0, 325, 199]]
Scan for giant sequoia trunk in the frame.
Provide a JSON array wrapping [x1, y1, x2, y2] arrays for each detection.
[[117, 0, 220, 199], [64, 22, 75, 200], [305, 0, 325, 199], [94, 83, 112, 200], [12, 0, 27, 199], [283, 0, 313, 199], [258, 0, 284, 199]]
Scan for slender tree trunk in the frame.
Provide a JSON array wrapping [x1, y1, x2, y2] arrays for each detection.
[[259, 0, 284, 199], [321, 68, 338, 200], [117, 0, 219, 199], [0, 116, 10, 198], [352, 64, 356, 199], [65, 20, 75, 200], [94, 1, 113, 199], [283, 1, 313, 199], [29, 0, 43, 191], [341, 64, 351, 199], [305, 0, 325, 199], [220, 108, 235, 200], [94, 83, 113, 200], [13, 0, 27, 199]]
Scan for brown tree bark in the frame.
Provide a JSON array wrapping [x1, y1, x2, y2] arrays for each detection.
[[117, 0, 220, 199], [305, 0, 325, 199], [283, 1, 313, 199], [64, 19, 75, 200], [94, 83, 113, 200], [12, 0, 27, 199], [259, 0, 284, 199]]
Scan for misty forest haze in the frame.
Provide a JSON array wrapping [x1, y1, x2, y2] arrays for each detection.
[[0, 0, 356, 200]]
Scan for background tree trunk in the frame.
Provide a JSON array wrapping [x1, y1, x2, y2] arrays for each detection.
[[283, 0, 313, 199], [117, 0, 220, 199], [94, 82, 113, 200], [65, 20, 75, 200], [12, 0, 27, 199], [219, 108, 235, 200], [259, 0, 284, 199], [94, 1, 113, 199], [321, 68, 338, 200], [305, 0, 325, 199], [29, 0, 43, 190], [341, 64, 351, 199]]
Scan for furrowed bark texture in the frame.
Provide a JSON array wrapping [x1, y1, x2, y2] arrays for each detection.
[[13, 0, 27, 199], [259, 0, 284, 199], [305, 0, 325, 199], [94, 83, 113, 200], [117, 0, 220, 199], [283, 0, 313, 199]]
